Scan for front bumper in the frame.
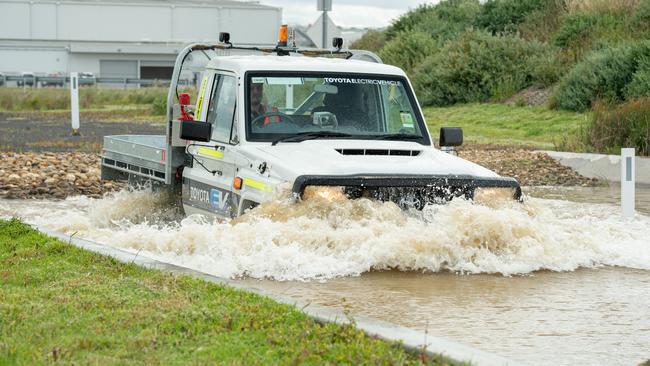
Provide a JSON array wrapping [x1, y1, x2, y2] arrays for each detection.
[[292, 174, 522, 209]]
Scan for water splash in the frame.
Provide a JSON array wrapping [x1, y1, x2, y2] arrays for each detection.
[[1, 188, 649, 281]]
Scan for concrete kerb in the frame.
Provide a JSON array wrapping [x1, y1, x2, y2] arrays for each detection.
[[543, 151, 650, 185], [36, 225, 522, 366]]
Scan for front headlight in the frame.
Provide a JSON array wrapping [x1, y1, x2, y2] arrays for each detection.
[[302, 186, 347, 202], [473, 187, 518, 205]]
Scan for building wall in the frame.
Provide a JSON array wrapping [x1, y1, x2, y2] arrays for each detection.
[[0, 0, 281, 44], [68, 53, 176, 76], [0, 0, 282, 77], [0, 47, 69, 74]]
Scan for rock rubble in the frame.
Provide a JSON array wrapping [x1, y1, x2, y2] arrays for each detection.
[[459, 146, 600, 187], [0, 152, 124, 199]]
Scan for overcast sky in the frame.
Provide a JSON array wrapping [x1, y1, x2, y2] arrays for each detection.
[[260, 0, 435, 28]]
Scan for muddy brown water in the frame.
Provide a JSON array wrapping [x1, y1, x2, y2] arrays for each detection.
[[1, 186, 649, 365], [234, 186, 650, 366], [240, 268, 649, 366]]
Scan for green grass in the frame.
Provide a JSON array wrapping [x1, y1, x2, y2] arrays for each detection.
[[0, 87, 168, 112], [424, 103, 589, 148], [0, 219, 451, 366], [0, 87, 175, 122]]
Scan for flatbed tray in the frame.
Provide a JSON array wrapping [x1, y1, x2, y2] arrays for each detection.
[[101, 135, 169, 183]]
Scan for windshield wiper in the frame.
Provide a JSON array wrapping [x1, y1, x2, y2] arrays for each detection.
[[369, 134, 423, 141], [271, 131, 354, 146]]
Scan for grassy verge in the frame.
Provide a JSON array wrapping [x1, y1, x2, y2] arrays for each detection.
[[0, 219, 450, 365], [0, 87, 166, 123], [424, 103, 589, 148], [2, 108, 166, 124]]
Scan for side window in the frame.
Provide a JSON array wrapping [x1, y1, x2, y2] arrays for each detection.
[[206, 75, 237, 143]]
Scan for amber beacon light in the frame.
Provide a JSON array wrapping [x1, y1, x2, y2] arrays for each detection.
[[278, 25, 289, 47]]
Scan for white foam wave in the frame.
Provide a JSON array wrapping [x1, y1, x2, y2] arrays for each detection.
[[1, 189, 649, 281]]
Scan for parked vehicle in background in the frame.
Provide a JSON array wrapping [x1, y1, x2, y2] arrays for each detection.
[[0, 72, 5, 86], [79, 72, 96, 86], [41, 72, 65, 87], [17, 72, 35, 87]]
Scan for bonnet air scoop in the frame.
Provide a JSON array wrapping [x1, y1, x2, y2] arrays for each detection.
[[335, 149, 421, 156]]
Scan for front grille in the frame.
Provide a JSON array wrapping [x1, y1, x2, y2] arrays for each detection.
[[344, 186, 469, 209]]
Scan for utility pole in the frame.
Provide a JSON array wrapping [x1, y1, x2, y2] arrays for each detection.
[[317, 0, 332, 48]]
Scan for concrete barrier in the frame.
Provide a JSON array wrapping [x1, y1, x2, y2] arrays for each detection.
[[36, 226, 522, 366], [544, 151, 650, 185]]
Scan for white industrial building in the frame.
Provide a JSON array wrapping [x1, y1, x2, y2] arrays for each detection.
[[0, 0, 282, 79]]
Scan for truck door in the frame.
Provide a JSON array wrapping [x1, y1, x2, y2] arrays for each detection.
[[182, 72, 240, 219]]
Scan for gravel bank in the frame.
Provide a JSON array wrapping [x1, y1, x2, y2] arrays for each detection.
[[458, 146, 600, 187], [0, 152, 124, 199], [0, 147, 599, 200]]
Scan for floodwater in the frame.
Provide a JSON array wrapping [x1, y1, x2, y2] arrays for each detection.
[[1, 186, 649, 365]]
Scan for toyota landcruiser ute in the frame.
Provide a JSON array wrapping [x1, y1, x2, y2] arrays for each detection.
[[100, 29, 521, 219]]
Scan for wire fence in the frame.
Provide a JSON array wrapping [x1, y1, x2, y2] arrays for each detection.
[[0, 74, 194, 88]]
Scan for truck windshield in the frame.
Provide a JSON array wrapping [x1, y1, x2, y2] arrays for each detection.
[[246, 74, 429, 145]]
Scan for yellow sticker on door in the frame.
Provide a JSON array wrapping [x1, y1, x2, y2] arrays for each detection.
[[195, 75, 209, 118], [244, 179, 273, 192], [197, 147, 224, 159]]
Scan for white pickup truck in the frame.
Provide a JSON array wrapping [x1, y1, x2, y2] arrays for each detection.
[[101, 30, 521, 219]]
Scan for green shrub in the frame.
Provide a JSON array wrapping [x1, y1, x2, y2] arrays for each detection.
[[553, 41, 650, 111], [151, 96, 167, 115], [379, 32, 438, 75], [412, 30, 558, 106], [634, 0, 650, 32], [385, 4, 437, 39], [624, 43, 650, 98], [349, 29, 386, 53], [518, 0, 566, 42], [552, 1, 644, 61], [584, 98, 650, 155], [474, 0, 545, 34], [553, 13, 598, 48], [385, 0, 480, 41], [625, 58, 650, 98]]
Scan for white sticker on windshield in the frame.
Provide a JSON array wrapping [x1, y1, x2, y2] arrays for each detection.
[[400, 112, 415, 128], [267, 77, 304, 85], [252, 77, 266, 84]]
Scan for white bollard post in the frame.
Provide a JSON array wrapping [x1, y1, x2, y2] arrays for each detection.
[[621, 148, 635, 218], [70, 72, 80, 136]]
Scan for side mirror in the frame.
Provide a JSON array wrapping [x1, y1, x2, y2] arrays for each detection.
[[439, 127, 463, 147], [180, 120, 212, 142]]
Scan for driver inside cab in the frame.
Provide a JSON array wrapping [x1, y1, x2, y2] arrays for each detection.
[[250, 82, 280, 126]]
